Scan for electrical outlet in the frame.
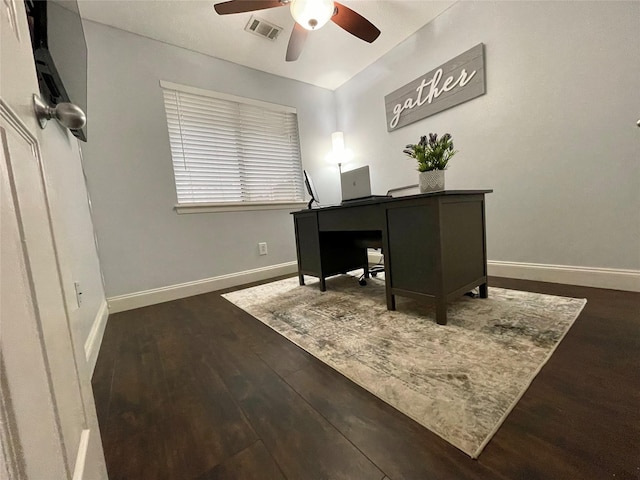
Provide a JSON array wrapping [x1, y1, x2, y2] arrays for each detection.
[[74, 281, 83, 307], [258, 242, 268, 255]]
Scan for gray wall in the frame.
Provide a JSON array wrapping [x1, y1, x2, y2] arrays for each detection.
[[83, 2, 639, 300], [332, 1, 640, 270], [82, 21, 336, 298], [36, 7, 105, 351]]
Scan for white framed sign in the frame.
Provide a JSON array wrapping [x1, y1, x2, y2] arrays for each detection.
[[384, 43, 486, 132]]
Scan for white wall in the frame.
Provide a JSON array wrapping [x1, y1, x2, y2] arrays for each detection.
[[331, 1, 640, 273], [38, 0, 107, 367], [41, 125, 107, 365], [81, 21, 336, 299]]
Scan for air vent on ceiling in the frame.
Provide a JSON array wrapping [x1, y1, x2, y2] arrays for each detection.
[[244, 16, 283, 41]]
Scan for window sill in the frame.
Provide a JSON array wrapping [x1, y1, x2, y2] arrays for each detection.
[[175, 201, 307, 214]]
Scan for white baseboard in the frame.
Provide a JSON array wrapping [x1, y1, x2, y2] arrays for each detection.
[[84, 300, 109, 376], [106, 256, 638, 316], [487, 261, 640, 292], [367, 252, 640, 292], [107, 261, 299, 314]]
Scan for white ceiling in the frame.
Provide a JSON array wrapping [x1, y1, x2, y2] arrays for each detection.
[[77, 0, 454, 90]]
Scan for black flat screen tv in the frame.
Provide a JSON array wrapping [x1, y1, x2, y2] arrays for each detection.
[[25, 0, 88, 141]]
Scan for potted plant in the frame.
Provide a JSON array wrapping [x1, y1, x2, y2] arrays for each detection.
[[403, 133, 457, 193]]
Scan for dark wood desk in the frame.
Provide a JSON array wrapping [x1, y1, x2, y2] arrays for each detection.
[[292, 190, 492, 325]]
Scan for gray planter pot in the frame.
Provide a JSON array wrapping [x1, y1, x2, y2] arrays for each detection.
[[419, 170, 445, 193]]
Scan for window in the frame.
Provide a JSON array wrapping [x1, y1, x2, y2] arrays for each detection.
[[161, 81, 305, 212]]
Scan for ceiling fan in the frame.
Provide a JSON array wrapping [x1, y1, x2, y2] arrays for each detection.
[[213, 0, 381, 61]]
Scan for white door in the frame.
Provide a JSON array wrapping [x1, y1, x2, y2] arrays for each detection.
[[0, 1, 107, 479]]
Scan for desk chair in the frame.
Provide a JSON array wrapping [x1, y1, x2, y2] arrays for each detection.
[[354, 233, 385, 286], [353, 185, 418, 285]]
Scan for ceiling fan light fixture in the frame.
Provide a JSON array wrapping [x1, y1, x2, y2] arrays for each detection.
[[290, 0, 335, 30]]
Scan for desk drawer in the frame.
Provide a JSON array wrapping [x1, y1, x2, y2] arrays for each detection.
[[318, 205, 382, 231]]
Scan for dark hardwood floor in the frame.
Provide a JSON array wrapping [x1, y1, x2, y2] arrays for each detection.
[[92, 276, 640, 480]]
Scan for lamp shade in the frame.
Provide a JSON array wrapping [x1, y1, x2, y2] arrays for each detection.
[[290, 0, 335, 30], [327, 131, 353, 169], [331, 131, 345, 152]]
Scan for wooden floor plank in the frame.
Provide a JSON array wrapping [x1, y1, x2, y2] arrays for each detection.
[[147, 310, 260, 478], [236, 373, 385, 480], [193, 330, 385, 480], [194, 441, 286, 480], [100, 309, 186, 479]]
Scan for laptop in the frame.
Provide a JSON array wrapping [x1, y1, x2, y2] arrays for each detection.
[[341, 166, 389, 204], [341, 166, 372, 202]]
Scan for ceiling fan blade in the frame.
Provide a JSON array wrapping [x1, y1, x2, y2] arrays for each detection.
[[286, 23, 308, 62], [213, 0, 284, 15], [331, 1, 380, 43]]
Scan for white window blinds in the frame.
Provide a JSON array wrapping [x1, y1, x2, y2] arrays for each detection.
[[161, 81, 304, 205]]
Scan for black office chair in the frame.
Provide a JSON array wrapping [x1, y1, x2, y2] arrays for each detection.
[[359, 259, 384, 285], [351, 186, 419, 285], [354, 233, 385, 286]]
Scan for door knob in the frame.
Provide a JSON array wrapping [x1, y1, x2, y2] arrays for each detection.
[[33, 94, 86, 131]]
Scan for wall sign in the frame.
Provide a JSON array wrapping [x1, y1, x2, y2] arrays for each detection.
[[384, 43, 486, 132]]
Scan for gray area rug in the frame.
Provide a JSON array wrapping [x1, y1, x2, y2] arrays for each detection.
[[222, 275, 586, 458]]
